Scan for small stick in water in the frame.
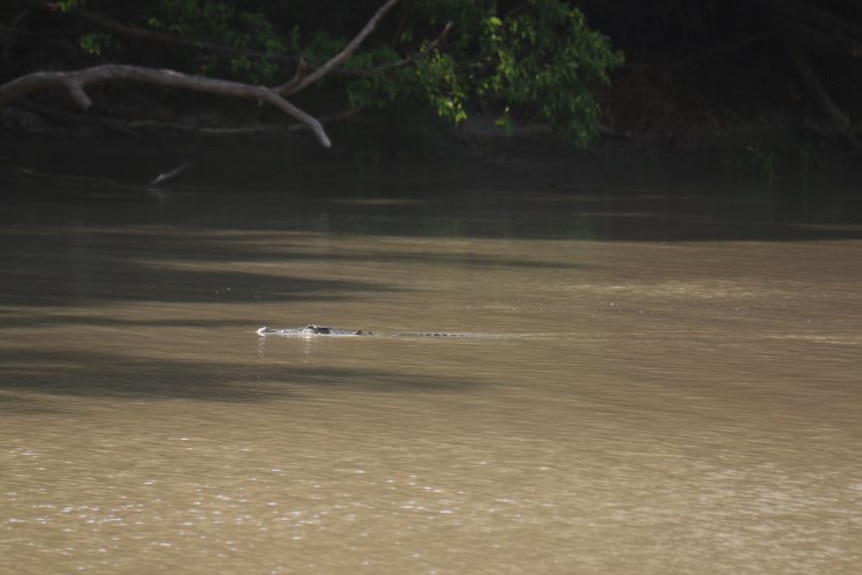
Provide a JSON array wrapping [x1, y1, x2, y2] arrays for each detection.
[[148, 161, 192, 187]]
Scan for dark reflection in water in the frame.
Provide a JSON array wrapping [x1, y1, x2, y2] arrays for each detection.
[[0, 345, 485, 403], [3, 152, 862, 241], [1, 154, 862, 574]]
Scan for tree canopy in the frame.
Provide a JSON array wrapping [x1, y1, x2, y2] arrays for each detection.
[[3, 0, 862, 151], [0, 0, 623, 147]]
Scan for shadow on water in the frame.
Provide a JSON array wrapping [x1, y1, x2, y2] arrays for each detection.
[[2, 160, 861, 332], [0, 310, 265, 330], [2, 148, 860, 407], [0, 348, 483, 408], [0, 226, 577, 313], [0, 241, 382, 308]]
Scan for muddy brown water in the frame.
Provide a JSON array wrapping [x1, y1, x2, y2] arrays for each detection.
[[1, 157, 862, 574]]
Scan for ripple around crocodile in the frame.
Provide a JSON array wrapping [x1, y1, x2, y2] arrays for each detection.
[[256, 325, 503, 339]]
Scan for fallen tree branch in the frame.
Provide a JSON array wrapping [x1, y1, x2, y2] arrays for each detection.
[[18, 97, 363, 138], [60, 1, 447, 84], [0, 64, 332, 147], [50, 1, 421, 84], [2, 0, 409, 147]]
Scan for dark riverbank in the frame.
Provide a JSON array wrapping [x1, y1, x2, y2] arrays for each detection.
[[2, 116, 860, 201]]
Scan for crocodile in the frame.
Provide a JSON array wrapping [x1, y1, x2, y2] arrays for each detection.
[[256, 325, 474, 338], [257, 325, 366, 337]]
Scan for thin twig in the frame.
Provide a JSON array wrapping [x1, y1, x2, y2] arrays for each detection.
[[340, 21, 453, 77], [279, 0, 401, 94], [148, 161, 192, 187]]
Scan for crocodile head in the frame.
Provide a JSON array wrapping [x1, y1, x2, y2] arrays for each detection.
[[303, 324, 332, 334]]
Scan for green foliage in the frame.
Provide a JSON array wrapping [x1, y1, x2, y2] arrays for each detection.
[[343, 0, 623, 144], [411, 51, 467, 123], [56, 0, 86, 12], [475, 0, 624, 145], [149, 0, 289, 82], [342, 48, 401, 109], [78, 32, 111, 56], [51, 0, 624, 147]]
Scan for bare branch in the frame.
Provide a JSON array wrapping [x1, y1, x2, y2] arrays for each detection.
[[278, 57, 309, 94], [0, 64, 331, 147], [279, 0, 401, 94], [46, 2, 417, 87], [2, 0, 426, 147], [54, 0, 446, 88], [67, 82, 91, 108]]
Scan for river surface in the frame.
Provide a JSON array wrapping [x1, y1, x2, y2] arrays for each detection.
[[1, 153, 862, 574]]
